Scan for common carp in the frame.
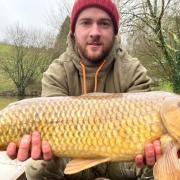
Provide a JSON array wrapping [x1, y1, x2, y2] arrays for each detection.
[[0, 91, 180, 179]]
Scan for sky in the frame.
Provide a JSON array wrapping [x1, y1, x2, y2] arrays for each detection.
[[0, 0, 71, 42]]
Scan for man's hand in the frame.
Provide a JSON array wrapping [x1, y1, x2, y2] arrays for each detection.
[[7, 134, 162, 166], [135, 140, 162, 168], [6, 131, 53, 161]]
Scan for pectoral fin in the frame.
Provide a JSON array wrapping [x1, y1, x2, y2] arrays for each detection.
[[64, 157, 111, 174], [153, 135, 180, 180]]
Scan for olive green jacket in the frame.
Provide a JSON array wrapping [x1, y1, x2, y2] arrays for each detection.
[[32, 34, 153, 180], [42, 34, 151, 97]]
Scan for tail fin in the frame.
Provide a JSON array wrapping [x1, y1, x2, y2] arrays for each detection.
[[153, 135, 180, 180]]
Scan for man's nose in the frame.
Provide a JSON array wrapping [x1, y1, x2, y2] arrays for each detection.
[[89, 24, 101, 38]]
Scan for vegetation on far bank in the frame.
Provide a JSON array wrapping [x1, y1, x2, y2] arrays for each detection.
[[0, 41, 174, 96]]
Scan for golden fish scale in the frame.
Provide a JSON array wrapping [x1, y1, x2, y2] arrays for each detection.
[[0, 93, 167, 160]]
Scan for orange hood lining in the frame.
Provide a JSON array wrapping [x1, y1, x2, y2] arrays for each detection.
[[80, 60, 106, 95]]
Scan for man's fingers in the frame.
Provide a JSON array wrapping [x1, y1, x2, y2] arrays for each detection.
[[135, 154, 144, 168], [42, 140, 53, 160], [17, 134, 31, 161], [153, 140, 162, 160], [31, 131, 41, 160], [145, 143, 155, 166], [6, 142, 17, 159]]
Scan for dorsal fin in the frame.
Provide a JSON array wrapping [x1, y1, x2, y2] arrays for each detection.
[[82, 92, 120, 96], [153, 135, 180, 180]]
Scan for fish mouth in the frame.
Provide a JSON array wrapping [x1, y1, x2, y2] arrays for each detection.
[[178, 149, 180, 158]]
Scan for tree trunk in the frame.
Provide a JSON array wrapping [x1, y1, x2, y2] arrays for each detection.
[[17, 86, 25, 97]]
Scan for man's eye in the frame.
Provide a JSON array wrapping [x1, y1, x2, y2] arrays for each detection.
[[81, 21, 91, 25], [100, 21, 111, 27]]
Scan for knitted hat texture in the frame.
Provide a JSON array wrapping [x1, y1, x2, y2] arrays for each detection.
[[70, 0, 120, 35]]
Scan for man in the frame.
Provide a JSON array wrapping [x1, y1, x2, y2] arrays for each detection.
[[7, 0, 162, 179]]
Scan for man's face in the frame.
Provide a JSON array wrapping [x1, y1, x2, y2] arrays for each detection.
[[74, 7, 115, 63]]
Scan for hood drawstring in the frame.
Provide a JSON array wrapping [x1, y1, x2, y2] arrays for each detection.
[[80, 60, 106, 95], [80, 61, 87, 95], [94, 60, 106, 92]]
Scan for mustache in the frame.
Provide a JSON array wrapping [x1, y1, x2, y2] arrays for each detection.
[[87, 41, 102, 45]]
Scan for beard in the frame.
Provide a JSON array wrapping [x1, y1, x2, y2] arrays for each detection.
[[76, 38, 114, 63]]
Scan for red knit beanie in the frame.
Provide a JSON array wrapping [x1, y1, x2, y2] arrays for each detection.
[[70, 0, 120, 35]]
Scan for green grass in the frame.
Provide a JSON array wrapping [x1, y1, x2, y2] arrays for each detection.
[[0, 73, 15, 94], [0, 43, 14, 85], [0, 43, 13, 54], [0, 43, 16, 94]]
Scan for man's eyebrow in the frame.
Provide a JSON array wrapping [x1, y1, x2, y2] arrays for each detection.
[[78, 18, 92, 21], [99, 18, 112, 22], [78, 17, 112, 22]]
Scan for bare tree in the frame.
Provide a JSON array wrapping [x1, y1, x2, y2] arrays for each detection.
[[0, 24, 54, 96], [52, 16, 70, 59], [118, 0, 180, 92], [45, 0, 72, 31], [44, 0, 72, 59]]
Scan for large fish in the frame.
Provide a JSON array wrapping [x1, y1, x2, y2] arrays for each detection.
[[0, 91, 180, 179]]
